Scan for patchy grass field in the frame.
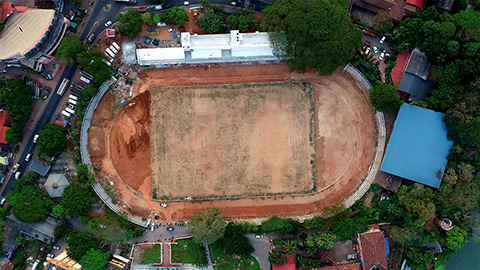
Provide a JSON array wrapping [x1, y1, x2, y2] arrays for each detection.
[[142, 244, 162, 264], [150, 83, 315, 200], [211, 242, 261, 270], [171, 238, 208, 266]]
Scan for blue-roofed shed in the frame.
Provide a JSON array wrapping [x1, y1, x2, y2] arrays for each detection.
[[380, 104, 453, 188]]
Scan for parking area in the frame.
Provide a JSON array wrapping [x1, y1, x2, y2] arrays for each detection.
[[361, 34, 395, 81], [247, 234, 270, 270]]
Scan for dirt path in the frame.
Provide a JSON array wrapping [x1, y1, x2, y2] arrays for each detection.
[[88, 63, 377, 221]]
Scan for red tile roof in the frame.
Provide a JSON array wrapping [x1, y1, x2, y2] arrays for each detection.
[[0, 110, 13, 127], [0, 126, 10, 144], [272, 254, 296, 270], [359, 231, 388, 270], [391, 50, 412, 85], [2, 263, 14, 270], [318, 263, 362, 270], [55, 120, 67, 128], [407, 0, 424, 8]]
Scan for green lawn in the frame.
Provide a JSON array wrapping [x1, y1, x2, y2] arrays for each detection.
[[142, 244, 162, 264], [211, 242, 260, 270], [171, 238, 208, 267]]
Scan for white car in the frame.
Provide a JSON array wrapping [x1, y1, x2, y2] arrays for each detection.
[[379, 36, 386, 44], [33, 134, 39, 143], [52, 245, 60, 250], [47, 254, 54, 258], [255, 234, 264, 239], [364, 47, 370, 55], [379, 52, 385, 61], [161, 203, 168, 208], [25, 153, 31, 162], [155, 5, 162, 10], [184, 1, 189, 5], [372, 46, 379, 54], [168, 28, 175, 32], [105, 21, 112, 28]]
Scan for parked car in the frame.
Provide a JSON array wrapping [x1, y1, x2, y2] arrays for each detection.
[[255, 234, 264, 239], [33, 134, 39, 143], [166, 227, 174, 231], [161, 203, 168, 208], [364, 40, 372, 47], [168, 28, 175, 32], [379, 36, 386, 44], [52, 246, 60, 250], [15, 172, 21, 180], [155, 5, 162, 10], [184, 1, 189, 5], [105, 21, 112, 27], [372, 47, 379, 54], [379, 52, 385, 61], [0, 198, 6, 207], [230, 1, 237, 5], [47, 254, 54, 258], [364, 47, 370, 55], [25, 153, 31, 162], [87, 33, 95, 43], [12, 163, 19, 173]]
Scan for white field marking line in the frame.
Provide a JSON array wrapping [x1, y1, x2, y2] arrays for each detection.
[[289, 136, 291, 147], [203, 136, 206, 147]]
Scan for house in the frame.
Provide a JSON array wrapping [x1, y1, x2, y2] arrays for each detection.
[[44, 174, 70, 198], [0, 2, 69, 71], [28, 159, 51, 176], [437, 0, 455, 11], [317, 263, 362, 270], [380, 104, 454, 188], [106, 255, 130, 270], [391, 48, 432, 101], [352, 0, 423, 22], [45, 250, 82, 270], [272, 254, 296, 270], [5, 214, 59, 244], [0, 110, 13, 146], [358, 229, 388, 270]]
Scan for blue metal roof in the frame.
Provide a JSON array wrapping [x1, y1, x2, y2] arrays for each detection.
[[380, 104, 454, 188]]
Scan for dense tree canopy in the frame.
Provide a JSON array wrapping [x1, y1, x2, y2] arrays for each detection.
[[187, 207, 226, 243], [216, 223, 254, 257], [9, 172, 53, 223], [162, 7, 189, 26], [66, 231, 97, 261], [227, 11, 258, 32], [369, 83, 403, 114], [79, 249, 110, 270], [57, 33, 85, 64], [62, 184, 95, 217], [260, 0, 361, 75], [38, 123, 67, 157], [77, 50, 112, 82], [269, 251, 287, 266], [196, 7, 225, 34], [117, 10, 144, 38], [261, 216, 300, 237], [446, 226, 468, 250], [0, 79, 33, 144]]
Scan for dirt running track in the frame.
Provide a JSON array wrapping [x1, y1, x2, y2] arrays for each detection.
[[88, 63, 377, 221]]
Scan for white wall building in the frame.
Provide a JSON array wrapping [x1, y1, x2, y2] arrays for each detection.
[[136, 30, 278, 66]]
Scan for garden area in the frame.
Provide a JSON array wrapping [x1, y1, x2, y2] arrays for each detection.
[[211, 242, 260, 270], [171, 238, 209, 267], [142, 244, 162, 264]]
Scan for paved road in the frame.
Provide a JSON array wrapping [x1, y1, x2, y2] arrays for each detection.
[[128, 223, 190, 244], [247, 234, 270, 270]]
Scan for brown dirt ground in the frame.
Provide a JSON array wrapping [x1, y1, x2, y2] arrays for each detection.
[[88, 63, 377, 221], [149, 85, 315, 199]]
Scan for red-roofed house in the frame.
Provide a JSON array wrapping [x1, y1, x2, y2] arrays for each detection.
[[407, 0, 424, 8], [1, 262, 14, 270], [390, 50, 412, 86], [0, 110, 13, 145], [358, 230, 388, 270], [272, 254, 296, 270]]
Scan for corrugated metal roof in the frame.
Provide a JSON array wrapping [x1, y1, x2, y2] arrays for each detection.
[[0, 9, 55, 60], [381, 104, 453, 188], [398, 72, 432, 101], [391, 50, 412, 85], [407, 0, 424, 8]]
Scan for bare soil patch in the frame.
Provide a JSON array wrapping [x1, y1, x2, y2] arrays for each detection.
[[150, 84, 315, 199]]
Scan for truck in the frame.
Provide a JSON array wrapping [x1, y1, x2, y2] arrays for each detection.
[[65, 107, 76, 114], [103, 59, 112, 67], [109, 45, 118, 55], [80, 76, 91, 84], [112, 42, 121, 51], [61, 110, 72, 118], [105, 48, 116, 59]]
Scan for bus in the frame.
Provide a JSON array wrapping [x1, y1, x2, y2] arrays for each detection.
[[57, 78, 70, 96]]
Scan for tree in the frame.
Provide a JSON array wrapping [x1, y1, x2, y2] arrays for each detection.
[[217, 223, 254, 257], [0, 79, 33, 143], [283, 240, 297, 254], [70, 0, 82, 6], [260, 0, 362, 75], [370, 10, 393, 34], [80, 249, 110, 270], [314, 232, 336, 250], [62, 185, 95, 217], [37, 123, 67, 156], [227, 11, 258, 32], [269, 251, 287, 267], [162, 7, 189, 26], [196, 8, 225, 34], [66, 231, 97, 261], [403, 246, 434, 270], [445, 226, 467, 250], [141, 12, 154, 26], [77, 50, 112, 82], [77, 85, 100, 116], [117, 10, 144, 38], [57, 33, 84, 64], [53, 205, 66, 219], [369, 83, 403, 113], [9, 185, 53, 223], [261, 216, 300, 237], [398, 184, 436, 223], [330, 218, 367, 241], [186, 207, 226, 244], [303, 216, 325, 230]]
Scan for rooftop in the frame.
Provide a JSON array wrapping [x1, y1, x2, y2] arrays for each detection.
[[405, 48, 431, 80], [359, 230, 388, 270], [0, 9, 55, 60], [398, 72, 432, 101], [6, 214, 58, 244], [44, 174, 70, 197], [28, 159, 51, 176], [380, 104, 454, 188], [391, 50, 412, 85]]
